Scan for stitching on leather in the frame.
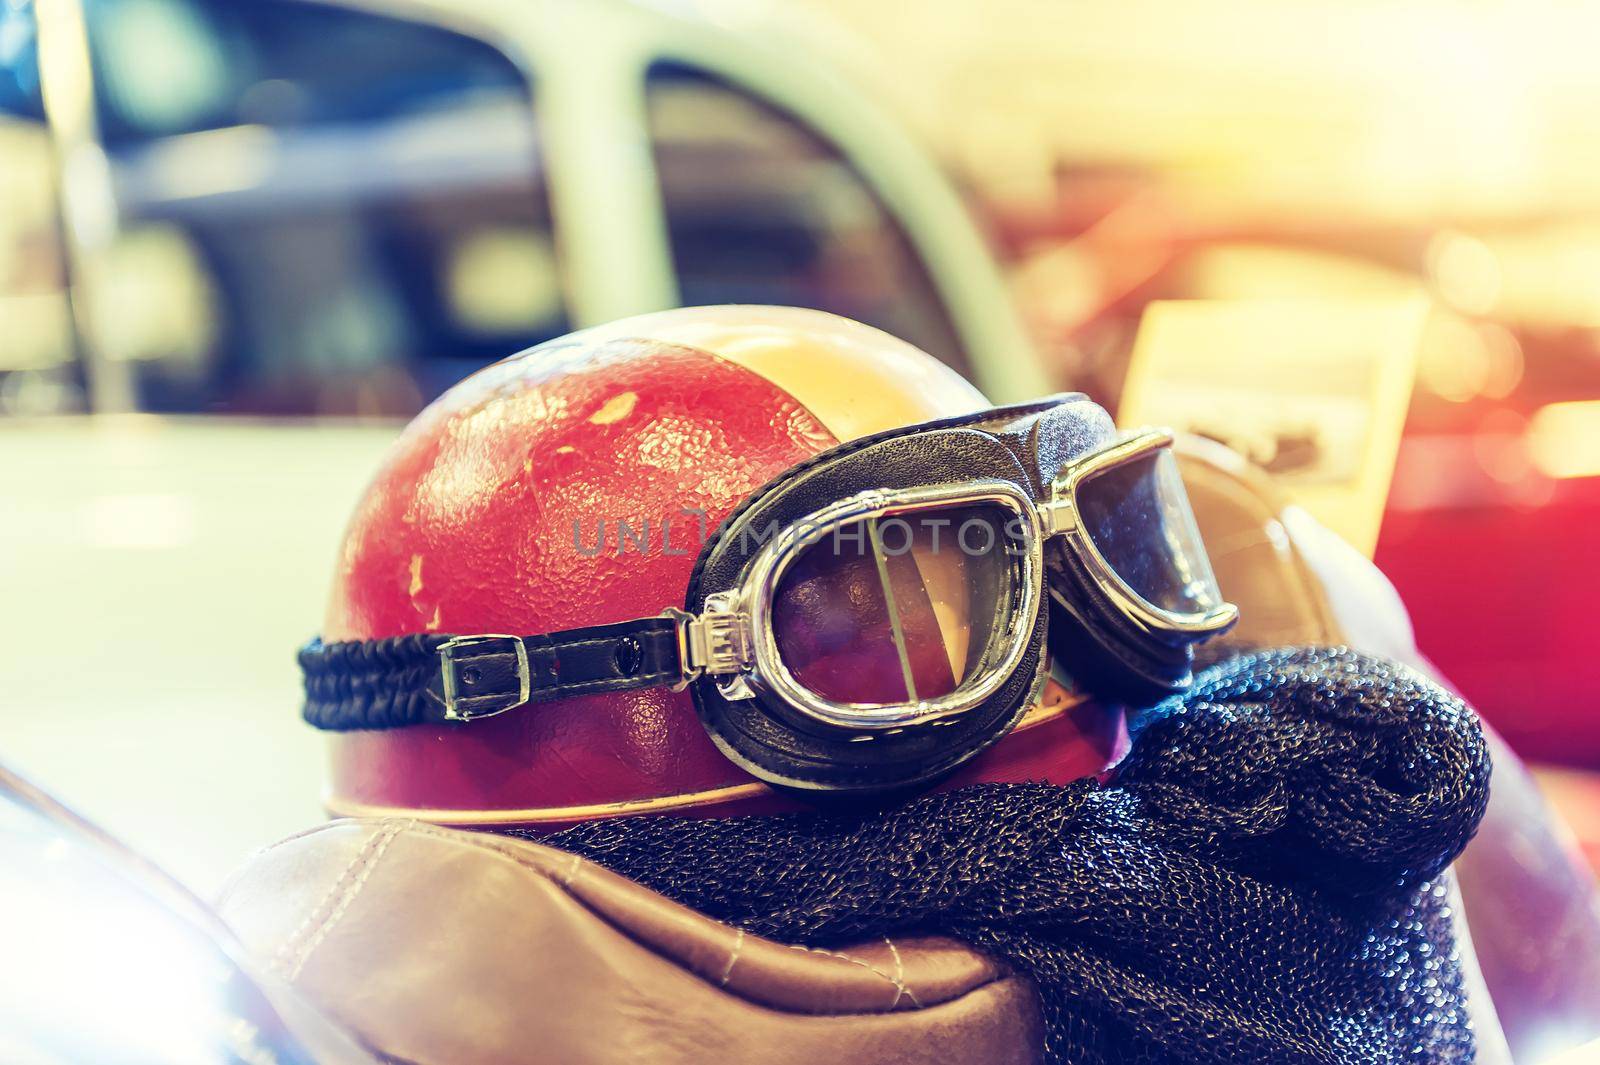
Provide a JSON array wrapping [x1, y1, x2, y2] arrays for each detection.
[[790, 943, 923, 1009], [269, 822, 392, 973], [721, 928, 745, 987], [285, 820, 407, 981], [542, 671, 678, 697], [883, 936, 913, 1008], [215, 820, 377, 904], [546, 631, 668, 651], [275, 819, 408, 982]]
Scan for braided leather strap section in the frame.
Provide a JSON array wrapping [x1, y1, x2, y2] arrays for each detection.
[[300, 634, 451, 730]]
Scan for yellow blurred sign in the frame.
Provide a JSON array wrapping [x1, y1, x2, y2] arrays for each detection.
[[1119, 298, 1427, 556]]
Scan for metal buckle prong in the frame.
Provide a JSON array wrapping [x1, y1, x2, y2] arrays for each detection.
[[438, 634, 531, 722]]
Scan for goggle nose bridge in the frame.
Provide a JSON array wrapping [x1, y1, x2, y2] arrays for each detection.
[[1038, 490, 1080, 538]]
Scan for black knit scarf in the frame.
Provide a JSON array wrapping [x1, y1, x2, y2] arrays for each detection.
[[539, 647, 1492, 1064]]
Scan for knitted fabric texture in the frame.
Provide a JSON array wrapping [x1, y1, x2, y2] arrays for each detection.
[[540, 647, 1492, 1064]]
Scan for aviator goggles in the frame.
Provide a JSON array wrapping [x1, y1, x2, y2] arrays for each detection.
[[300, 396, 1236, 793]]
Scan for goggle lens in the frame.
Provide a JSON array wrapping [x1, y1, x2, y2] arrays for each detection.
[[1074, 446, 1222, 618], [772, 503, 1021, 708]]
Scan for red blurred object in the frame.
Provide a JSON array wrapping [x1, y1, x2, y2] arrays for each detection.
[[1377, 490, 1600, 767]]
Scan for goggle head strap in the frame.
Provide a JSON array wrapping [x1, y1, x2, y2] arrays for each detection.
[[300, 615, 686, 730]]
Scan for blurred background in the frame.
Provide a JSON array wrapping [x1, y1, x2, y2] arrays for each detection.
[[2, 0, 1598, 889]]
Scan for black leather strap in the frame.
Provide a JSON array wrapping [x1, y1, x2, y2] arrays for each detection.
[[300, 616, 684, 731]]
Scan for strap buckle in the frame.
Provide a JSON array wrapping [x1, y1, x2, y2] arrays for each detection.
[[437, 635, 531, 722]]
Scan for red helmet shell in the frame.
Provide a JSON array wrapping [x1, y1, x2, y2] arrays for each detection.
[[322, 307, 1125, 827]]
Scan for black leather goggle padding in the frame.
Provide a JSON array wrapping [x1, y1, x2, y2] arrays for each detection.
[[1025, 394, 1122, 495], [683, 396, 1115, 793]]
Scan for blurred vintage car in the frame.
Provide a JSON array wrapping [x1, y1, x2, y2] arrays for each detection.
[[0, 0, 1046, 418]]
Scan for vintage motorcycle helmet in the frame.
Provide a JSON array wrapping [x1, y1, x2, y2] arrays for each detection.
[[301, 306, 1234, 823]]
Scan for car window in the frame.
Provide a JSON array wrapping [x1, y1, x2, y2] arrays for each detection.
[[644, 62, 969, 377], [70, 0, 565, 416]]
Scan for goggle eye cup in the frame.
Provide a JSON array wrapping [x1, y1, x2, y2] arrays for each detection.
[[1051, 433, 1233, 634]]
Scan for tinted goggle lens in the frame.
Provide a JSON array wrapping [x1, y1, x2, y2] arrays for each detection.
[[771, 503, 1024, 709], [1073, 444, 1222, 618]]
